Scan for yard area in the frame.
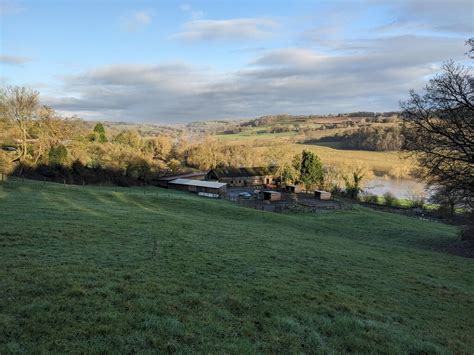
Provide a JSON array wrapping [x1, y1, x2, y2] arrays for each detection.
[[225, 186, 341, 213], [0, 178, 473, 353]]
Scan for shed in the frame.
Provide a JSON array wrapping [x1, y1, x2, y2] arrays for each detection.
[[263, 191, 281, 201], [314, 190, 331, 200], [155, 172, 206, 188], [168, 178, 227, 197], [285, 184, 303, 193], [206, 166, 278, 187]]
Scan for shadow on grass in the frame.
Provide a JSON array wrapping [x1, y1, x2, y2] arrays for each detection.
[[296, 140, 344, 149]]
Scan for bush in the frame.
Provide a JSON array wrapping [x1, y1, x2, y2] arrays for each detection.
[[330, 184, 344, 197], [383, 192, 398, 206], [48, 145, 68, 165], [410, 197, 425, 209], [359, 192, 378, 204], [0, 151, 15, 175], [343, 169, 364, 199], [406, 188, 425, 209]]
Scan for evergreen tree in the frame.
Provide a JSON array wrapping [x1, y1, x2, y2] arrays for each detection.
[[93, 123, 107, 143], [298, 150, 324, 190]]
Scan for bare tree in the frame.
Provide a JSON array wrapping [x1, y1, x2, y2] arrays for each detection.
[[0, 86, 39, 162], [466, 37, 474, 59], [400, 61, 474, 206]]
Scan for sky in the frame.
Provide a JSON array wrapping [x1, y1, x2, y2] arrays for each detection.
[[0, 0, 472, 123]]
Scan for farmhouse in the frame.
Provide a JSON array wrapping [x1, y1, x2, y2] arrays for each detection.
[[206, 166, 278, 187], [155, 172, 206, 188], [168, 178, 227, 197]]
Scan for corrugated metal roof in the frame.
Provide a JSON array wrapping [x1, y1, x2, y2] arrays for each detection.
[[156, 172, 206, 181], [169, 178, 227, 189]]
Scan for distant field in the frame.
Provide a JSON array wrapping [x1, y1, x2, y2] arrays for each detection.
[[216, 125, 413, 178], [1, 179, 473, 353], [249, 143, 412, 179], [216, 130, 299, 141], [291, 144, 411, 178]]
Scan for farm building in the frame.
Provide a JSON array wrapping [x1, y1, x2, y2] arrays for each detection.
[[314, 190, 331, 200], [155, 172, 206, 188], [263, 191, 281, 201], [206, 166, 278, 187], [168, 178, 227, 197], [285, 184, 303, 193]]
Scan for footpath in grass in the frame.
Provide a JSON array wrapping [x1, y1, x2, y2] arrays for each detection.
[[0, 178, 473, 353]]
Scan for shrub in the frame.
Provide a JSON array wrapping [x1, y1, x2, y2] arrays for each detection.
[[330, 184, 344, 197], [48, 145, 68, 165], [0, 151, 15, 175], [343, 169, 364, 199], [410, 196, 425, 209], [406, 188, 425, 209], [383, 192, 398, 206], [360, 192, 378, 204]]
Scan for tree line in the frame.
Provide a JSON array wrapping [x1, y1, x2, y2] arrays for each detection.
[[0, 88, 309, 184], [312, 125, 404, 151]]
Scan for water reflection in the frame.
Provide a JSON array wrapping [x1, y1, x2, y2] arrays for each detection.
[[364, 177, 432, 199]]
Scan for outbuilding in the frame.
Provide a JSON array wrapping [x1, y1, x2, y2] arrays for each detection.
[[314, 190, 331, 200], [155, 172, 207, 188], [263, 191, 281, 201], [285, 184, 303, 193], [168, 178, 227, 197], [206, 166, 278, 187]]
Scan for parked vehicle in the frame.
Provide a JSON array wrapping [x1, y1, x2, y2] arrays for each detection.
[[238, 192, 253, 199]]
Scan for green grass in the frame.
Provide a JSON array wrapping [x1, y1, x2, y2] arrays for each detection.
[[1, 178, 473, 353], [215, 129, 414, 178], [362, 196, 438, 209]]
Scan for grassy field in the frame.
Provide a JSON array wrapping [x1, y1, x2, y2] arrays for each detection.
[[254, 143, 412, 178], [216, 128, 414, 178], [1, 179, 473, 353]]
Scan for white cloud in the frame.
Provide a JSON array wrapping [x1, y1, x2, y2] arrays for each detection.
[[299, 0, 471, 53], [0, 55, 32, 65], [172, 18, 277, 41], [377, 0, 473, 35], [120, 10, 152, 32], [44, 34, 468, 123]]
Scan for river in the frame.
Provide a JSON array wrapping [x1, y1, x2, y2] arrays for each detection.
[[364, 177, 432, 200]]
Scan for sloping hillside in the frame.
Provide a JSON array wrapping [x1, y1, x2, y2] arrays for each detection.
[[0, 179, 472, 353]]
